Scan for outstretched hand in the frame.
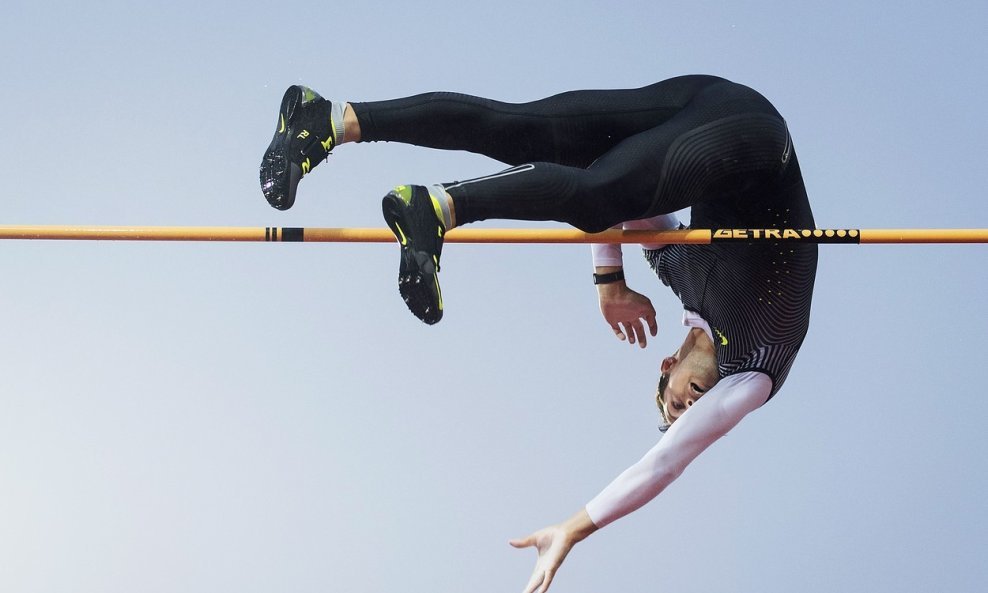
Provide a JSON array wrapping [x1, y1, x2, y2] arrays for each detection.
[[598, 281, 658, 348], [510, 525, 576, 593], [510, 510, 598, 593]]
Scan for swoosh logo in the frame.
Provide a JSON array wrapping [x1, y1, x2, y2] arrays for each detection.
[[278, 114, 286, 134]]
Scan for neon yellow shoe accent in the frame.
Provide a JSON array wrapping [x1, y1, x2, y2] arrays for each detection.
[[429, 195, 446, 226], [435, 276, 443, 310], [278, 114, 286, 134], [301, 158, 311, 175], [394, 222, 408, 245], [323, 120, 338, 151], [302, 87, 318, 102], [394, 185, 413, 204]]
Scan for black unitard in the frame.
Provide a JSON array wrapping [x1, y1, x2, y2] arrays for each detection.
[[353, 75, 799, 232], [353, 75, 817, 395]]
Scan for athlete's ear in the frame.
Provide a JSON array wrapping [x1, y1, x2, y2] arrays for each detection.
[[660, 356, 677, 374]]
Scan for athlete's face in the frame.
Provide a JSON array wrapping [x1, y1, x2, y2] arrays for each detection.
[[658, 350, 718, 423]]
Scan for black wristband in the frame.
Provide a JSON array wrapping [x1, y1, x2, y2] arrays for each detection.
[[593, 270, 625, 285]]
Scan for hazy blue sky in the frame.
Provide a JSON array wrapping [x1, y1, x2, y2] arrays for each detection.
[[2, 2, 986, 592]]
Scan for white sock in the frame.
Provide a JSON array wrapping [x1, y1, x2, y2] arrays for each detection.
[[330, 101, 346, 144], [428, 184, 454, 229]]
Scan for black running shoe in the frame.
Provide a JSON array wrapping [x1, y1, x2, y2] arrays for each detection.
[[382, 185, 447, 324], [259, 85, 343, 210]]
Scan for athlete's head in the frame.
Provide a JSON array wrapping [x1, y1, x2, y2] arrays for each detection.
[[655, 331, 719, 429]]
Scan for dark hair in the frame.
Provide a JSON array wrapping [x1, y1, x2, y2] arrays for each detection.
[[656, 372, 671, 432]]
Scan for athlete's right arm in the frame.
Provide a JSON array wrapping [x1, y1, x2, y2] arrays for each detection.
[[591, 213, 680, 348]]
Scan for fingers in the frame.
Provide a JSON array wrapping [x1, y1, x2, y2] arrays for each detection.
[[618, 320, 652, 348], [631, 319, 648, 348], [539, 568, 557, 593], [523, 571, 545, 593], [621, 322, 637, 345], [606, 307, 657, 348], [512, 534, 543, 593], [512, 527, 564, 593], [642, 299, 658, 343]]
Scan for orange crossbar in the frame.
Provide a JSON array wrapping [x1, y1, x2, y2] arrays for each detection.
[[0, 225, 986, 244]]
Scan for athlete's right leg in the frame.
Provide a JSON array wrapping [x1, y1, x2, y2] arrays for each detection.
[[351, 75, 724, 169], [259, 86, 350, 210], [259, 76, 724, 210]]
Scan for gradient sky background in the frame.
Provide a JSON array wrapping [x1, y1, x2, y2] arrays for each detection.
[[2, 1, 986, 592]]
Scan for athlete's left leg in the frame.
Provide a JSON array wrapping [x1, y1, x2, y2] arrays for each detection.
[[445, 79, 793, 233]]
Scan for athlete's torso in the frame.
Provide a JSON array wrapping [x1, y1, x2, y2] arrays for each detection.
[[646, 154, 818, 398]]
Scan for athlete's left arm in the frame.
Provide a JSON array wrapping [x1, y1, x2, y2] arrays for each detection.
[[584, 371, 772, 527], [510, 372, 771, 592]]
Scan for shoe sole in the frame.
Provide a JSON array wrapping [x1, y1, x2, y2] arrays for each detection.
[[260, 86, 305, 210], [382, 193, 443, 325]]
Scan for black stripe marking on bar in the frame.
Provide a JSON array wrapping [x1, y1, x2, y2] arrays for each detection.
[[281, 227, 305, 242]]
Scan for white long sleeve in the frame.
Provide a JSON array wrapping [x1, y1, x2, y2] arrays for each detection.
[[584, 371, 772, 528], [590, 213, 681, 268]]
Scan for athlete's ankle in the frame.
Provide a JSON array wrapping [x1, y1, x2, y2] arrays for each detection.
[[447, 192, 457, 229], [428, 184, 456, 229], [343, 103, 361, 143]]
